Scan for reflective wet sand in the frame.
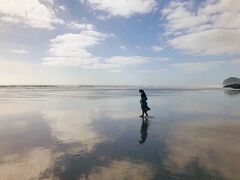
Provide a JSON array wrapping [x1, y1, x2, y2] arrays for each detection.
[[0, 87, 239, 180]]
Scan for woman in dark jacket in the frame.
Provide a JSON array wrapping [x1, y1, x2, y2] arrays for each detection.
[[139, 89, 151, 117]]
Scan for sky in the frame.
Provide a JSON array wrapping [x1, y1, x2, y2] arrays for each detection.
[[0, 0, 239, 86]]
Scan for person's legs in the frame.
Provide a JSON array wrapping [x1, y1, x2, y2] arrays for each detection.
[[139, 109, 144, 117], [144, 111, 149, 117]]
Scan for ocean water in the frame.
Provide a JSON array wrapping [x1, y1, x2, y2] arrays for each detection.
[[0, 86, 239, 180]]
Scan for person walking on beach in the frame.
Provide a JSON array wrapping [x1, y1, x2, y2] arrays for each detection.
[[139, 89, 151, 117]]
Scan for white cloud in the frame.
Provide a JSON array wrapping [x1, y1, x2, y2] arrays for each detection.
[[0, 0, 64, 29], [11, 49, 28, 54], [68, 21, 95, 31], [120, 45, 126, 50], [154, 57, 170, 62], [58, 5, 66, 11], [105, 56, 150, 65], [162, 0, 240, 55], [84, 0, 157, 17], [151, 45, 163, 52], [96, 15, 109, 20], [80, 0, 86, 4], [136, 69, 153, 73], [169, 29, 240, 55], [42, 29, 108, 67], [171, 61, 226, 71], [43, 26, 152, 70], [161, 1, 210, 35], [83, 56, 151, 70]]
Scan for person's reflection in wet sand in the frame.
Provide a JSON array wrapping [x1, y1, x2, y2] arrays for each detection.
[[139, 117, 149, 144]]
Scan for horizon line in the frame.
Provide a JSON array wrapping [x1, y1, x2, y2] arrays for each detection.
[[0, 84, 223, 89]]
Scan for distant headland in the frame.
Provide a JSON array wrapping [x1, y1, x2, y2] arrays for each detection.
[[223, 77, 240, 89]]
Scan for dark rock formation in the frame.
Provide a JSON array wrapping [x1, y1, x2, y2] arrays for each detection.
[[223, 77, 240, 89]]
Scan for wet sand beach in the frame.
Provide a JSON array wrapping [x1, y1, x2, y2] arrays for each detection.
[[0, 86, 239, 180]]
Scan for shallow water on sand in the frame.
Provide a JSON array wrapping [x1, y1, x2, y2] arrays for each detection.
[[0, 87, 239, 180]]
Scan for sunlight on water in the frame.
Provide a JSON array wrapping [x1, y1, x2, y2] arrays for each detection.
[[0, 87, 239, 180]]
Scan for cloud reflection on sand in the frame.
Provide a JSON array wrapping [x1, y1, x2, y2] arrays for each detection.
[[0, 88, 240, 179], [0, 105, 55, 180], [86, 160, 155, 180], [42, 109, 105, 151], [164, 119, 240, 179], [41, 97, 139, 145], [0, 148, 53, 180]]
